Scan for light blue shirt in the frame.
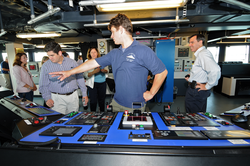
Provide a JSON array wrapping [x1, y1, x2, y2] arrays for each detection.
[[189, 46, 221, 90], [94, 72, 106, 83], [39, 57, 87, 101]]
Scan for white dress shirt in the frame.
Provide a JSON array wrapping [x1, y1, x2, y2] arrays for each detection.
[[189, 46, 221, 90]]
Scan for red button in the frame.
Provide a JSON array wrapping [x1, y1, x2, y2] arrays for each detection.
[[34, 120, 39, 124], [38, 117, 44, 120]]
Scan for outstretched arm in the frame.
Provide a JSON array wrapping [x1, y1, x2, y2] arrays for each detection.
[[50, 59, 100, 81]]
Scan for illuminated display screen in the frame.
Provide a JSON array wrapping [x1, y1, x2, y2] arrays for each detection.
[[29, 65, 36, 70], [178, 48, 189, 57], [127, 116, 147, 121]]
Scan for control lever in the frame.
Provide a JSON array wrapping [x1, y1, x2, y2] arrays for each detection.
[[106, 102, 113, 112]]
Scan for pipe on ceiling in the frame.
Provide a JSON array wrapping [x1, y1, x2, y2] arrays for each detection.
[[84, 19, 189, 27], [0, 7, 7, 37], [219, 0, 250, 11], [29, 0, 35, 19], [27, 0, 61, 25]]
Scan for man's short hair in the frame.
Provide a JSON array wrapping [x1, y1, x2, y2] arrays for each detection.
[[189, 34, 205, 45], [44, 41, 61, 54], [108, 13, 133, 35], [62, 51, 69, 57]]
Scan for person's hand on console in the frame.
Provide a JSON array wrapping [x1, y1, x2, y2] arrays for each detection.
[[46, 99, 54, 108]]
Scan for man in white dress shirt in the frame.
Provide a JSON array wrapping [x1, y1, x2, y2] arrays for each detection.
[[185, 34, 221, 113]]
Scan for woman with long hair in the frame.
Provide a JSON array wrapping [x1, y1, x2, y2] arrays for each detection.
[[13, 53, 37, 101], [84, 47, 109, 112]]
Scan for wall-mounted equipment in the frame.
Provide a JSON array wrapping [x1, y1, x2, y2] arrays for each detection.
[[97, 39, 108, 55], [174, 59, 183, 72], [180, 36, 189, 46], [183, 59, 194, 72], [175, 46, 192, 59]]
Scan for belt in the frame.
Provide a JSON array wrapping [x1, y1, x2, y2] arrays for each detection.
[[51, 89, 77, 96], [188, 82, 206, 85]]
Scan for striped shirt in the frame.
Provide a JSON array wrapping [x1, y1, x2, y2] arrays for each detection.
[[189, 46, 221, 90], [39, 57, 87, 101]]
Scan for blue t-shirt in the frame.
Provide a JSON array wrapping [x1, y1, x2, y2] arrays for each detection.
[[96, 40, 166, 108], [1, 61, 9, 74]]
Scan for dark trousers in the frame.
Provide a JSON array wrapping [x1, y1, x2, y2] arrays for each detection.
[[18, 91, 34, 102], [185, 87, 211, 113], [87, 82, 106, 112]]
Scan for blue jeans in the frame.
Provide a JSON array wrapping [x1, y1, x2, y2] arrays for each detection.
[[18, 91, 34, 102]]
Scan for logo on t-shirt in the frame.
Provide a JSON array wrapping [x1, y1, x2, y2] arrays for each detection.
[[126, 53, 135, 62]]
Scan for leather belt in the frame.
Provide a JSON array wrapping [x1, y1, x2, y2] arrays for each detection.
[[51, 89, 77, 96], [188, 82, 206, 85]]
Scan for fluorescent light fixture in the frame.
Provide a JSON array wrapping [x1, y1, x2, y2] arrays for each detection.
[[36, 44, 66, 48], [28, 7, 61, 24], [0, 29, 7, 37], [84, 18, 189, 27], [96, 0, 188, 11], [36, 45, 45, 48], [16, 32, 61, 38], [227, 35, 250, 38], [79, 0, 125, 6]]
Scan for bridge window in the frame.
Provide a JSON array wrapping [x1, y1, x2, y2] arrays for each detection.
[[207, 46, 219, 63], [225, 45, 249, 63]]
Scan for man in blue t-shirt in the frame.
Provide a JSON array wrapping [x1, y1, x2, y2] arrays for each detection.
[[1, 57, 12, 89], [50, 13, 168, 112]]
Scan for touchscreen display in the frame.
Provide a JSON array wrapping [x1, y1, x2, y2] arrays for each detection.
[[127, 116, 147, 121], [53, 128, 76, 135], [175, 131, 196, 137]]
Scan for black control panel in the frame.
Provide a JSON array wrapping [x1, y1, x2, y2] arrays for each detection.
[[65, 112, 117, 125], [159, 112, 220, 127], [153, 130, 208, 140], [78, 134, 107, 142]]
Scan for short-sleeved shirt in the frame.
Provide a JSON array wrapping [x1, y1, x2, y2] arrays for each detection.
[[1, 61, 9, 74], [96, 40, 166, 108]]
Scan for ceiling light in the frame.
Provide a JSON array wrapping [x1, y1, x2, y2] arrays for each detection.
[[79, 0, 125, 6], [36, 44, 66, 48], [16, 32, 61, 39], [84, 18, 189, 27], [0, 29, 7, 37], [227, 35, 250, 38], [36, 45, 45, 48], [96, 0, 188, 12]]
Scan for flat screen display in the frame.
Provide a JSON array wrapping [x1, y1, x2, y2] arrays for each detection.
[[53, 128, 76, 135], [127, 116, 147, 121], [39, 126, 82, 136], [29, 65, 36, 70], [178, 48, 189, 57], [201, 130, 250, 139]]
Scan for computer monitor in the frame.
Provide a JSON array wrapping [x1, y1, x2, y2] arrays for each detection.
[[27, 62, 39, 73], [175, 46, 192, 59]]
